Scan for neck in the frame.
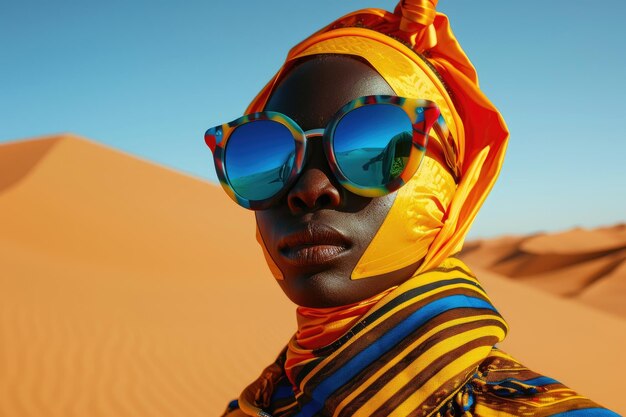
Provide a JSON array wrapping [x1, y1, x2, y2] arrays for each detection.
[[239, 258, 508, 417], [294, 286, 397, 350]]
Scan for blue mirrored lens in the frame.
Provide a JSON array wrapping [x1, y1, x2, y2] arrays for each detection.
[[333, 104, 413, 187], [225, 120, 296, 201]]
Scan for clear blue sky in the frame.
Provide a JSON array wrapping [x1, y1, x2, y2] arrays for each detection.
[[2, 0, 625, 238]]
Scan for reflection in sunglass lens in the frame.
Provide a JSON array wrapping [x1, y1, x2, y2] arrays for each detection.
[[333, 104, 413, 187], [225, 120, 296, 201]]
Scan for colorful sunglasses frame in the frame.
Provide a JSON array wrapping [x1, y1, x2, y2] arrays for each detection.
[[204, 95, 442, 210]]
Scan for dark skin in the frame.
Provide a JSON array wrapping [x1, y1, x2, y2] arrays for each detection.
[[256, 55, 421, 308]]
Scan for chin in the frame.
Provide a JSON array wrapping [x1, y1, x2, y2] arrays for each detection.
[[278, 269, 376, 308]]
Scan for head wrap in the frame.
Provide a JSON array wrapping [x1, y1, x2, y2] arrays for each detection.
[[251, 0, 509, 281]]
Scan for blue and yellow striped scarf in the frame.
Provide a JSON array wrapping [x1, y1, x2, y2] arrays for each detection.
[[230, 258, 617, 417]]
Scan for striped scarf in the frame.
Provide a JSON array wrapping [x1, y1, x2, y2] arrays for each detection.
[[232, 258, 617, 417]]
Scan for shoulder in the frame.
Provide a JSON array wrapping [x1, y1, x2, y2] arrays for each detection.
[[472, 349, 620, 416]]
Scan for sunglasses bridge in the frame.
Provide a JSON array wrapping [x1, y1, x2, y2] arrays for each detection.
[[304, 128, 325, 138]]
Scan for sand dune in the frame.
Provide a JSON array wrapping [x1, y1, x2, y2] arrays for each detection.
[[0, 134, 294, 417], [0, 135, 624, 416], [460, 225, 626, 318]]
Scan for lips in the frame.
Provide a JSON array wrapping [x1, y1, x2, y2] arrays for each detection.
[[278, 223, 351, 267]]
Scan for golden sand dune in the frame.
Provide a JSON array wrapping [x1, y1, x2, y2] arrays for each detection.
[[0, 134, 294, 417], [0, 135, 624, 416], [522, 226, 626, 254], [461, 225, 626, 318]]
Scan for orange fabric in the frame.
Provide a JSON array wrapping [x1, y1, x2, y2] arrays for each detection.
[[249, 4, 509, 279], [284, 287, 395, 386], [397, 0, 438, 27]]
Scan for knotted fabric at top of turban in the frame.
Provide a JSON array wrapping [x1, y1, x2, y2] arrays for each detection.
[[248, 1, 509, 279]]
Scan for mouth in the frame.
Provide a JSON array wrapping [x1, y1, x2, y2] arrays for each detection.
[[278, 223, 351, 267]]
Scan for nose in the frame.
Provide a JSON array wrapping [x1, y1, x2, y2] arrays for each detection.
[[287, 140, 341, 214]]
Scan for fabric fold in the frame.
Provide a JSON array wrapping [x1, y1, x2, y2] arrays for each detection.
[[236, 258, 508, 417], [230, 258, 614, 417]]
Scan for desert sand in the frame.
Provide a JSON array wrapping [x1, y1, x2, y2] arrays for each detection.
[[0, 135, 624, 416], [461, 226, 626, 318]]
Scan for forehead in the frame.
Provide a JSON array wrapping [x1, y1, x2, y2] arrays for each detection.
[[264, 54, 395, 131]]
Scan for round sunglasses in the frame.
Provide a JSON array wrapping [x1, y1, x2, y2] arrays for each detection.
[[204, 95, 448, 210]]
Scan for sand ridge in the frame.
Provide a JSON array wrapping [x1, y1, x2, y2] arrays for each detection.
[[460, 225, 626, 317], [0, 135, 623, 415]]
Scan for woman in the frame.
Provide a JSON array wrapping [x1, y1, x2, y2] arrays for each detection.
[[205, 1, 619, 416]]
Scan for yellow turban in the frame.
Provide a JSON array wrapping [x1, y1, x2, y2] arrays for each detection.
[[249, 0, 509, 281]]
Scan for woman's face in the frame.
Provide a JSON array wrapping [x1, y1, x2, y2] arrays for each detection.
[[256, 55, 422, 308]]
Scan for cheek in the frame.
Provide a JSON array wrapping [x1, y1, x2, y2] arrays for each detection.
[[347, 193, 396, 250], [255, 211, 271, 241], [255, 212, 285, 281]]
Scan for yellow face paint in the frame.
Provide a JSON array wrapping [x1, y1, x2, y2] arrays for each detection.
[[351, 154, 456, 279]]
